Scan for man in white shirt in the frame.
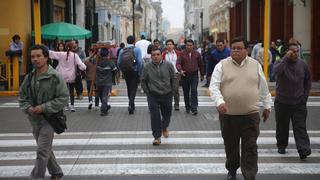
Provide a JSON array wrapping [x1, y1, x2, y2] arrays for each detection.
[[209, 37, 272, 180], [135, 35, 152, 61]]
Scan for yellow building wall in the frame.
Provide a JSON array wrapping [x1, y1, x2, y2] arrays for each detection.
[[0, 0, 32, 75]]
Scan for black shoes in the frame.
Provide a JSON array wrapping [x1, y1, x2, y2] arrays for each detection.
[[191, 110, 198, 115], [128, 106, 134, 114], [227, 171, 237, 180], [50, 173, 64, 180], [278, 148, 286, 154], [174, 105, 180, 111], [299, 149, 311, 160], [100, 105, 111, 116]]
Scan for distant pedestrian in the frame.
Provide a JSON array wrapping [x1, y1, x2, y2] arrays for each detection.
[[162, 39, 181, 110], [49, 41, 86, 112], [207, 39, 231, 86], [72, 40, 86, 100], [273, 43, 312, 159], [19, 44, 69, 180], [95, 48, 117, 116], [176, 39, 204, 115], [84, 48, 99, 110], [9, 34, 24, 77], [117, 35, 143, 114], [209, 37, 272, 180], [141, 47, 177, 145]]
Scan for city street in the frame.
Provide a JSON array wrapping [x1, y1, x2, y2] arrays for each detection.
[[0, 84, 320, 179]]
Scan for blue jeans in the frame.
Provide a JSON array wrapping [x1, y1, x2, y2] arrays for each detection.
[[96, 85, 112, 112], [181, 74, 199, 112]]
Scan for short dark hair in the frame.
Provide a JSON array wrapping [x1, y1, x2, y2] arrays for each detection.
[[230, 36, 249, 49], [165, 39, 174, 45], [12, 34, 21, 41], [31, 44, 49, 58], [216, 38, 225, 44], [127, 35, 135, 44], [140, 35, 146, 39], [186, 39, 194, 45], [151, 47, 162, 54], [119, 42, 125, 48], [287, 43, 298, 49], [153, 39, 160, 43], [147, 44, 153, 54]]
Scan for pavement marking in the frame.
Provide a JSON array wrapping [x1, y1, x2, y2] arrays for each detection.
[[1, 149, 320, 160], [0, 130, 320, 137], [1, 137, 320, 147], [0, 163, 320, 177], [2, 101, 320, 108]]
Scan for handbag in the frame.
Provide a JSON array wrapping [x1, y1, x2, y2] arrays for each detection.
[[27, 72, 67, 134], [43, 110, 67, 134], [74, 53, 85, 83]]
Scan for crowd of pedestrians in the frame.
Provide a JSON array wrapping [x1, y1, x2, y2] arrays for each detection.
[[18, 35, 312, 180]]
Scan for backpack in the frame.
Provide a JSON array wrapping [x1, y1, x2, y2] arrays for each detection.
[[120, 47, 136, 72]]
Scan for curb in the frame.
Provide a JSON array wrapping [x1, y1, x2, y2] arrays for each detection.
[[0, 89, 119, 97], [1, 89, 319, 97]]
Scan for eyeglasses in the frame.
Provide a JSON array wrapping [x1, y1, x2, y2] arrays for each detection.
[[231, 47, 245, 51]]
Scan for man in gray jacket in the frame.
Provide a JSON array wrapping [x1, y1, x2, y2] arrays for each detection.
[[141, 48, 177, 145], [19, 45, 69, 180]]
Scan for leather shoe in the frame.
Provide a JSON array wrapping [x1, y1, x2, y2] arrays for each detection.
[[50, 173, 64, 180], [278, 148, 286, 154], [227, 171, 236, 180], [152, 138, 161, 146], [162, 128, 169, 138], [299, 149, 311, 160]]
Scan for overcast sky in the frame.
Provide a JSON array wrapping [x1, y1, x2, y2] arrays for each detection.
[[161, 0, 184, 28]]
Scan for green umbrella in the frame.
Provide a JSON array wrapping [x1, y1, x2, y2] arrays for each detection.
[[34, 22, 92, 40]]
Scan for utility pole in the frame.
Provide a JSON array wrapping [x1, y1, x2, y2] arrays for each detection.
[[149, 21, 152, 39], [131, 0, 135, 38], [200, 11, 203, 45]]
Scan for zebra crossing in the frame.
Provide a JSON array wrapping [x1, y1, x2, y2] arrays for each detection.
[[0, 130, 320, 178]]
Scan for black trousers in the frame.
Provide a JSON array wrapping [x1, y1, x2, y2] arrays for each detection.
[[219, 113, 260, 180], [274, 100, 310, 155], [147, 93, 173, 139], [123, 70, 139, 110]]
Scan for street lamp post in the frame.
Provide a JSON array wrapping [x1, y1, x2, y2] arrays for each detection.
[[200, 11, 203, 44], [149, 21, 152, 39], [131, 0, 135, 37]]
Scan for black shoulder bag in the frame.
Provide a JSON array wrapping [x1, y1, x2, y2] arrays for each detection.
[[27, 72, 67, 134]]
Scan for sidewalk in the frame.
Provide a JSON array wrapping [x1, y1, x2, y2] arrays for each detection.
[[0, 80, 320, 97]]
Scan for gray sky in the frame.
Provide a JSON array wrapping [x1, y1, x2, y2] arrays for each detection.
[[161, 0, 184, 28]]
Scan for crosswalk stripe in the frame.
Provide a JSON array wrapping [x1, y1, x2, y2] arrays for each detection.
[[1, 130, 319, 137], [0, 163, 320, 177], [1, 149, 320, 160], [1, 137, 320, 147]]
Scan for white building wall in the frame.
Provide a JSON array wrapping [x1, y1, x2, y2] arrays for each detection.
[[293, 0, 311, 52]]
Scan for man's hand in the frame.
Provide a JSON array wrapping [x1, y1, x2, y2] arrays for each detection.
[[200, 75, 204, 81], [28, 105, 43, 115], [180, 70, 186, 76], [217, 103, 227, 114], [262, 109, 271, 122]]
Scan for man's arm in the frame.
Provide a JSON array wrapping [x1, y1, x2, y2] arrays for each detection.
[[41, 75, 69, 114], [303, 63, 312, 102], [258, 65, 272, 122], [18, 75, 33, 114]]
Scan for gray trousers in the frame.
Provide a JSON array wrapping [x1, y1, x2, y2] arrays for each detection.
[[29, 120, 62, 180]]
